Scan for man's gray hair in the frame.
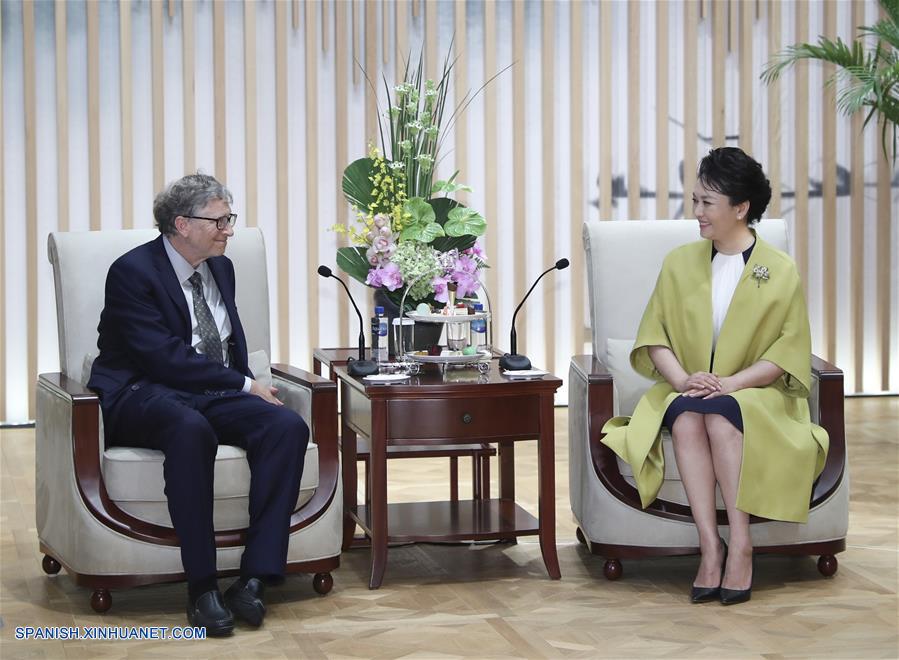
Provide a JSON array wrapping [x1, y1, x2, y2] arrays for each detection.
[[153, 173, 233, 235]]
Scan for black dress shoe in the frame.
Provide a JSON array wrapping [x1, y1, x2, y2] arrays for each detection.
[[720, 555, 753, 605], [186, 590, 234, 636], [225, 578, 266, 627], [691, 539, 727, 604]]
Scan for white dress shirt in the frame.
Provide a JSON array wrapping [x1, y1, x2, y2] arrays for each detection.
[[163, 236, 251, 392], [710, 250, 746, 351]]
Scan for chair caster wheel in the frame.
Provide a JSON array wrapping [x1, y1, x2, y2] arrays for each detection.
[[313, 572, 334, 595], [42, 555, 61, 575], [817, 554, 838, 577], [90, 589, 112, 613], [603, 559, 623, 580]]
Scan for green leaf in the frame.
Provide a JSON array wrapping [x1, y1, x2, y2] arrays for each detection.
[[431, 235, 476, 252], [445, 207, 487, 237], [342, 158, 375, 209], [428, 197, 460, 227], [398, 221, 445, 242], [403, 197, 436, 226], [336, 246, 371, 285]]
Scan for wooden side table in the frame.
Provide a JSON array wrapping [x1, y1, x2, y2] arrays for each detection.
[[313, 348, 495, 501], [335, 360, 563, 589]]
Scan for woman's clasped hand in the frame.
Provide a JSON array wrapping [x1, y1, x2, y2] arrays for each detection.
[[679, 372, 737, 399]]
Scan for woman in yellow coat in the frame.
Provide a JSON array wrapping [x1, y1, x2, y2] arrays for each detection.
[[602, 148, 828, 605]]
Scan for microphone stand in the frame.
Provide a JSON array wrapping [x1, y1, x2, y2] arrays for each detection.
[[499, 258, 569, 372], [317, 266, 379, 377]]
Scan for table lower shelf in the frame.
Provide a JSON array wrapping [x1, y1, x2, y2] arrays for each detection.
[[351, 499, 539, 543]]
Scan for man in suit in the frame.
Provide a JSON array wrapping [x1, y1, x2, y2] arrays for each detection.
[[88, 173, 307, 635]]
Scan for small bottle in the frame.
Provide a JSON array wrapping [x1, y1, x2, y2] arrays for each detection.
[[374, 305, 389, 364], [471, 303, 487, 353], [370, 315, 380, 363]]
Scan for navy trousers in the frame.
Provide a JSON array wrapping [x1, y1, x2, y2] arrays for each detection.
[[107, 384, 309, 584]]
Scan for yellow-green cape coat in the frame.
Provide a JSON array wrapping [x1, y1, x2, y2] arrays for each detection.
[[601, 236, 828, 523]]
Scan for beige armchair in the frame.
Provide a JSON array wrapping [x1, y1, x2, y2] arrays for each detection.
[[569, 219, 847, 580], [37, 228, 343, 612]]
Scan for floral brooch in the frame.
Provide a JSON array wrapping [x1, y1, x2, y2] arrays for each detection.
[[751, 264, 770, 288]]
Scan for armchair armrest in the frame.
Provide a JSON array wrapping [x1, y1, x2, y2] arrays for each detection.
[[38, 373, 182, 546], [810, 354, 845, 503], [271, 364, 340, 532]]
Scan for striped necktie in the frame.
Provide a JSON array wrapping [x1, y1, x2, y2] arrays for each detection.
[[188, 272, 224, 364]]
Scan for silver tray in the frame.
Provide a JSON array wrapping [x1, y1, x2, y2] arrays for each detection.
[[406, 311, 489, 324], [404, 350, 492, 364]]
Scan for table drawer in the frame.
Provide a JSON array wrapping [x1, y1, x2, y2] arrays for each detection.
[[388, 396, 539, 440]]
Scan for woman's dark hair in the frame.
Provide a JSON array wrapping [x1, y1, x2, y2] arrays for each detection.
[[153, 173, 232, 235], [697, 147, 772, 225]]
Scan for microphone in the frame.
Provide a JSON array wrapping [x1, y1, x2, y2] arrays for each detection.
[[499, 258, 570, 372], [317, 265, 379, 377]]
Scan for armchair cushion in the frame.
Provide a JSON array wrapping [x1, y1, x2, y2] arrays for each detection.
[[103, 444, 318, 529]]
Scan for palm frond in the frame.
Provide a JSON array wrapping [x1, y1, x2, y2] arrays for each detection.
[[761, 37, 864, 83]]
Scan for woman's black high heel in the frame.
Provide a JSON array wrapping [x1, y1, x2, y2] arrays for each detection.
[[690, 539, 727, 604], [720, 554, 753, 605]]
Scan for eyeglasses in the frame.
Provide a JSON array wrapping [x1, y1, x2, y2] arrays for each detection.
[[185, 213, 238, 230]]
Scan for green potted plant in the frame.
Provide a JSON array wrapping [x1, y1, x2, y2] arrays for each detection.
[[761, 0, 898, 161]]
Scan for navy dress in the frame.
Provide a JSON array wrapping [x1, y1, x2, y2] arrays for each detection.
[[661, 241, 755, 433]]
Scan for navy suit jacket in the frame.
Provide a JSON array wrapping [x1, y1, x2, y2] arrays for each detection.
[[87, 235, 252, 429]]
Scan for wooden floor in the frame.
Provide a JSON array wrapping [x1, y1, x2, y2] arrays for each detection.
[[1, 398, 897, 658]]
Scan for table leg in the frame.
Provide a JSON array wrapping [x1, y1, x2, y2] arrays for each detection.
[[340, 384, 358, 552], [498, 440, 516, 543], [368, 400, 389, 589], [537, 393, 561, 579]]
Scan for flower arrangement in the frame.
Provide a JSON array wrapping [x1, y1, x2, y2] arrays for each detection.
[[334, 49, 501, 311]]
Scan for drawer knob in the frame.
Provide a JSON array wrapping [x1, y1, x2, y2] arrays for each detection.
[[462, 413, 473, 424]]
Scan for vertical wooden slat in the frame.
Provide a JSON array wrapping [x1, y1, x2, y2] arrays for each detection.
[[365, 0, 378, 148], [512, 1, 526, 351], [276, 0, 291, 362], [182, 0, 195, 176], [167, 0, 174, 20], [627, 1, 640, 217], [151, 0, 164, 194], [213, 1, 226, 182], [850, 0, 865, 391], [683, 0, 698, 212], [712, 0, 726, 146], [570, 0, 585, 353], [412, 0, 419, 18], [876, 119, 892, 390], [0, 0, 6, 419], [767, 0, 781, 217], [293, 0, 300, 31], [426, 0, 437, 83], [395, 0, 407, 77], [336, 0, 349, 349], [739, 0, 753, 153], [87, 0, 100, 230], [655, 0, 668, 219], [120, 0, 132, 228], [23, 0, 37, 416], [322, 0, 328, 52], [484, 1, 498, 336], [599, 0, 612, 220], [794, 1, 809, 284], [822, 0, 837, 361], [728, 0, 738, 52], [454, 1, 467, 205], [303, 0, 320, 358], [56, 0, 69, 231], [541, 1, 555, 371], [244, 0, 257, 227]]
